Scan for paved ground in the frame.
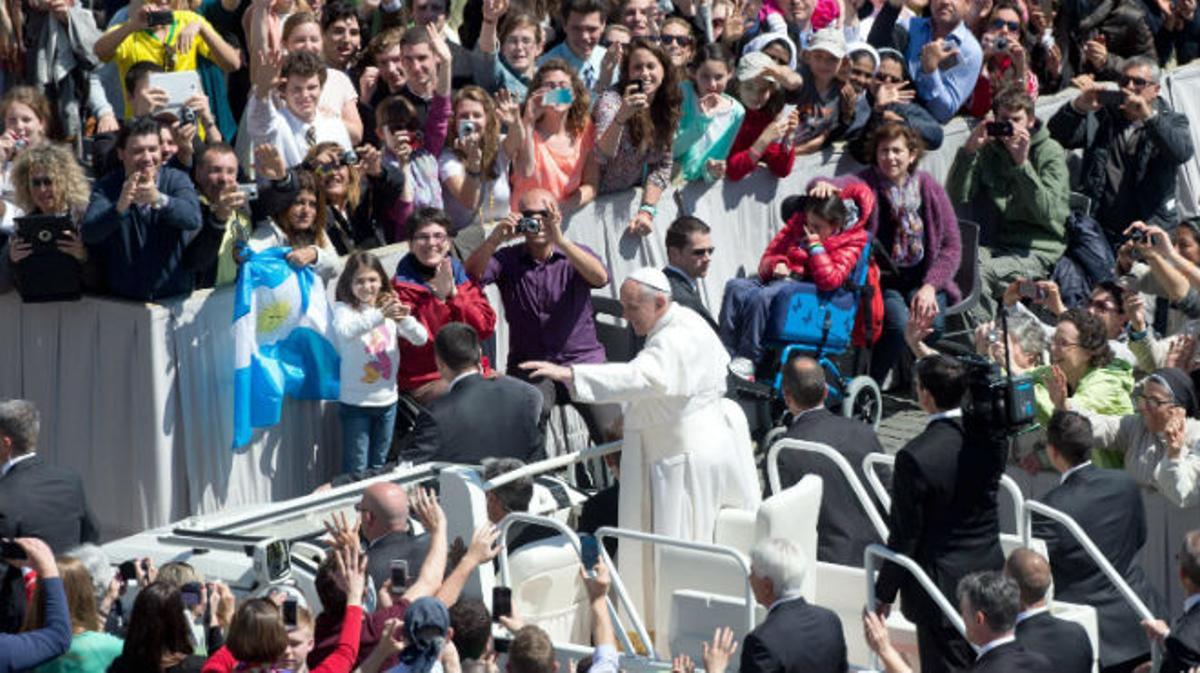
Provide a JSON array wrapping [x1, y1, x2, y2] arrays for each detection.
[[876, 394, 926, 453]]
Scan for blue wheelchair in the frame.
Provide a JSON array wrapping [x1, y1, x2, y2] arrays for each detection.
[[760, 238, 883, 429]]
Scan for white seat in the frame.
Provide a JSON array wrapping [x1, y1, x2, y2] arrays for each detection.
[[507, 533, 591, 646]]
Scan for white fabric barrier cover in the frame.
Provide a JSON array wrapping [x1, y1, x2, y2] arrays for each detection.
[[0, 65, 1197, 552]]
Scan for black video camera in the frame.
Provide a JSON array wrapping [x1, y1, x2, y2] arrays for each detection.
[[961, 354, 1036, 437]]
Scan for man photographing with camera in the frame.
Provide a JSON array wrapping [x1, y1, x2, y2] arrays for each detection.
[[465, 188, 621, 445]]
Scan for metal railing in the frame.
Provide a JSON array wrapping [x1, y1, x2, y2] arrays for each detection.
[[483, 441, 623, 492], [766, 439, 890, 542], [1020, 500, 1160, 667], [863, 543, 966, 671], [494, 513, 639, 657], [594, 526, 758, 660], [861, 454, 1026, 538]]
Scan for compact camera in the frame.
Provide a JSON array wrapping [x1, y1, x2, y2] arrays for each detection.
[[515, 217, 541, 234]]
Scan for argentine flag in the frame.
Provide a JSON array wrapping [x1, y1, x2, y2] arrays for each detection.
[[232, 247, 340, 449]]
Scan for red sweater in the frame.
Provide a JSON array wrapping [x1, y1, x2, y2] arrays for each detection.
[[756, 181, 875, 290], [201, 605, 363, 673], [726, 107, 796, 182]]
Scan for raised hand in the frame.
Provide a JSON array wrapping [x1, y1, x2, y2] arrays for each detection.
[[254, 143, 287, 181], [700, 627, 739, 673]]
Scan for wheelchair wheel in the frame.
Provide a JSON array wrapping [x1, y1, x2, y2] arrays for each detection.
[[841, 376, 882, 429]]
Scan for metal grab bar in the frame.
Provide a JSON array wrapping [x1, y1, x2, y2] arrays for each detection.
[[860, 454, 1026, 539], [862, 454, 894, 513], [484, 441, 623, 491], [1021, 499, 1161, 670], [594, 526, 758, 660], [766, 439, 890, 542], [494, 513, 638, 656], [864, 543, 967, 671]]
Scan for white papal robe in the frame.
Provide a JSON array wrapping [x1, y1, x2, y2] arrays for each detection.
[[570, 303, 761, 621]]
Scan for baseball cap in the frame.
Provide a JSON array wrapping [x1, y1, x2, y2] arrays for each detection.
[[737, 51, 778, 83], [808, 27, 847, 60]]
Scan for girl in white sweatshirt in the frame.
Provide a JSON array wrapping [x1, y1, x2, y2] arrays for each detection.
[[332, 251, 428, 472]]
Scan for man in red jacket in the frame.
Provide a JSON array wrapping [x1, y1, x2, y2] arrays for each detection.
[[718, 181, 874, 380]]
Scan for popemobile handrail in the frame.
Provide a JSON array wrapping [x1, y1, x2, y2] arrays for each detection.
[[864, 543, 967, 671], [483, 441, 624, 492], [494, 512, 639, 657], [766, 439, 890, 542], [594, 526, 758, 661], [1020, 500, 1161, 668], [861, 454, 1026, 539]]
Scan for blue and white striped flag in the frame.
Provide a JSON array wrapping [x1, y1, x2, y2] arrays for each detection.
[[232, 247, 340, 449]]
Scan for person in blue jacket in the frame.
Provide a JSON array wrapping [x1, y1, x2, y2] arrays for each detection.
[[0, 537, 70, 672]]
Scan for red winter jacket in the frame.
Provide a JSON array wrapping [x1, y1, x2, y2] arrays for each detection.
[[393, 254, 497, 392], [756, 181, 876, 290]]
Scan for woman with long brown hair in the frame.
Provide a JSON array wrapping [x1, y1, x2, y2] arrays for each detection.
[[21, 556, 123, 673], [440, 86, 522, 246], [247, 168, 341, 281], [590, 38, 682, 235], [511, 59, 597, 212]]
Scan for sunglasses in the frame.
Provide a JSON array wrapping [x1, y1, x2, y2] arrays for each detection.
[[30, 176, 53, 188], [989, 18, 1020, 31], [691, 246, 716, 257], [1119, 74, 1154, 88], [520, 209, 550, 218], [874, 72, 904, 84], [656, 34, 693, 47]]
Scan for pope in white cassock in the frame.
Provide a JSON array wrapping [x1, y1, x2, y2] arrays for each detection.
[[521, 267, 761, 620]]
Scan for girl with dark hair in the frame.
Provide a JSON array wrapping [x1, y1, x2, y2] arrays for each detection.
[[107, 583, 204, 673], [966, 1, 1039, 117], [511, 60, 597, 211], [672, 43, 745, 182], [719, 180, 876, 379], [725, 51, 798, 182], [844, 48, 943, 164], [332, 251, 428, 473], [246, 169, 341, 281], [590, 38, 682, 235]]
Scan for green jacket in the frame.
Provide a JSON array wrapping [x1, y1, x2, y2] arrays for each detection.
[[1032, 360, 1135, 468], [945, 122, 1071, 260]]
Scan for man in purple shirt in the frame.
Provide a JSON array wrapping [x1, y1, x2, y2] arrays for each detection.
[[465, 188, 621, 444]]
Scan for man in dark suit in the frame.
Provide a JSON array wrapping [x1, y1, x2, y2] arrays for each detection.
[[663, 216, 718, 332], [1005, 547, 1094, 673], [398, 322, 546, 466], [357, 482, 431, 592], [482, 458, 557, 553], [957, 571, 1054, 673], [874, 355, 1006, 673], [741, 537, 847, 673], [0, 399, 99, 633], [1033, 410, 1164, 673], [1140, 529, 1200, 673], [774, 355, 885, 567]]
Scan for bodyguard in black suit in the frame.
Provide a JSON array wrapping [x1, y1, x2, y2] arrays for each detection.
[[774, 356, 885, 567], [957, 572, 1054, 673], [1033, 410, 1164, 673], [1006, 547, 1094, 673], [1143, 529, 1200, 673], [396, 322, 546, 466], [663, 216, 718, 332], [0, 399, 99, 633], [874, 355, 1006, 673], [742, 538, 848, 673]]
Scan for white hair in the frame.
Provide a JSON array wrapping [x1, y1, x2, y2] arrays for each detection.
[[750, 538, 806, 594], [64, 543, 114, 605]]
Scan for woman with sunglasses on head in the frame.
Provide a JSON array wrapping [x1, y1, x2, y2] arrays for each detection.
[[302, 142, 384, 255], [478, 4, 545, 101], [672, 43, 745, 183], [439, 86, 523, 258], [844, 48, 942, 164], [511, 60, 598, 212], [965, 1, 1039, 117], [590, 38, 682, 236]]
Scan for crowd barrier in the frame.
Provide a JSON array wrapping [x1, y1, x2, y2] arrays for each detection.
[[1, 64, 1199, 604]]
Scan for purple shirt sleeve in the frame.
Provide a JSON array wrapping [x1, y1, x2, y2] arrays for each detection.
[[480, 245, 513, 287], [424, 94, 453, 157]]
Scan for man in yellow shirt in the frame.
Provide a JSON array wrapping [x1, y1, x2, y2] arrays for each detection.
[[94, 0, 241, 116]]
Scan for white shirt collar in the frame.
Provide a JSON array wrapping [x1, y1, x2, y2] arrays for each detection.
[[928, 408, 963, 424], [1015, 605, 1049, 624], [1060, 460, 1093, 485], [974, 634, 1017, 659], [0, 452, 35, 477], [448, 370, 480, 392], [1184, 592, 1200, 614], [767, 590, 805, 613]]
